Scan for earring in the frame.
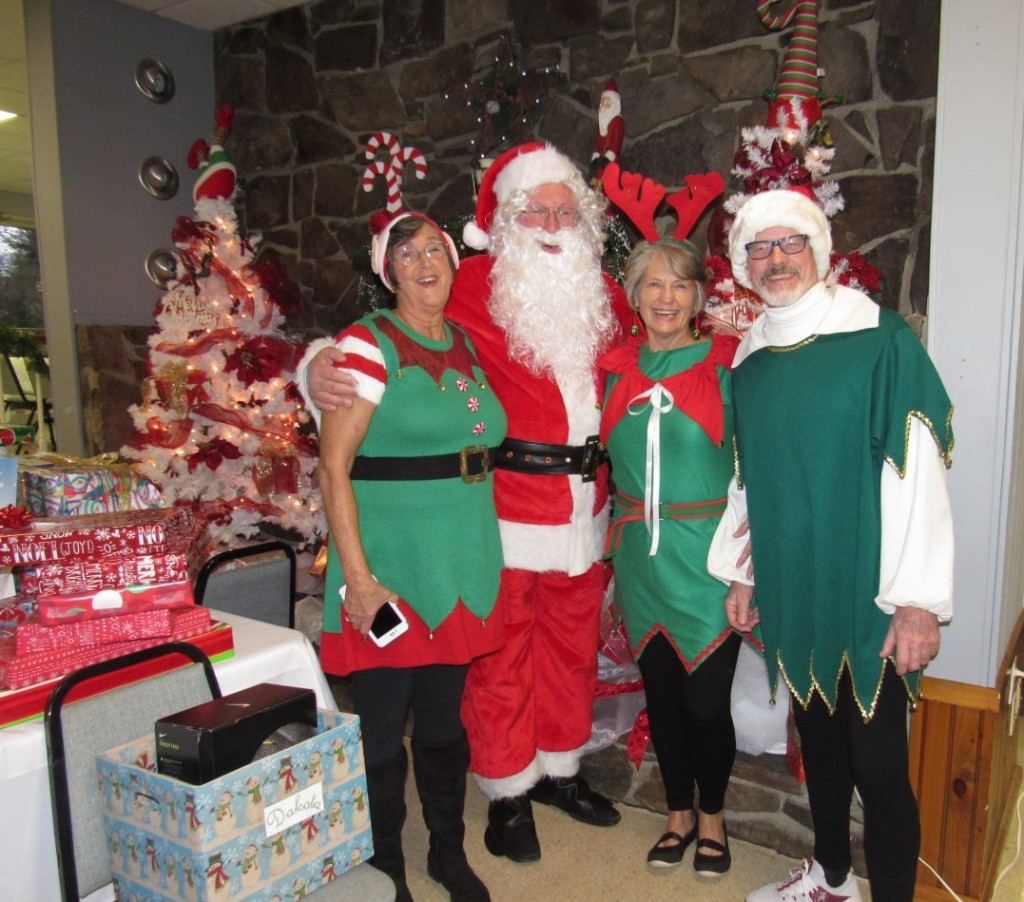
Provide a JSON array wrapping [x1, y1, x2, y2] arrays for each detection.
[[690, 318, 701, 341], [630, 308, 642, 337]]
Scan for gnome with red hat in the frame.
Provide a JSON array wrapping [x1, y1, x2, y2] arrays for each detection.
[[301, 142, 632, 864], [187, 104, 236, 202]]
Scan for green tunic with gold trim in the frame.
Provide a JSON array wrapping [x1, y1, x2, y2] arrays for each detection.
[[731, 306, 953, 716]]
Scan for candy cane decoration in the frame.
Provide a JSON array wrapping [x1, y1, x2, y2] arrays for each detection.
[[398, 146, 427, 182], [360, 131, 428, 214], [364, 130, 400, 162]]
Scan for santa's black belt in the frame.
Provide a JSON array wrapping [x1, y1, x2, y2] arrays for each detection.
[[494, 436, 606, 483], [349, 445, 496, 483]]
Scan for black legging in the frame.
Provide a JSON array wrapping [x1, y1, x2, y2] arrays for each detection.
[[793, 663, 919, 902], [636, 630, 741, 814], [351, 663, 469, 768]]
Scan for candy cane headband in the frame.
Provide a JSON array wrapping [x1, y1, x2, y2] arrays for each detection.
[[370, 213, 460, 292]]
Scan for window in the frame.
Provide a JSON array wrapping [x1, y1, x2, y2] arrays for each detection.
[[0, 226, 43, 329]]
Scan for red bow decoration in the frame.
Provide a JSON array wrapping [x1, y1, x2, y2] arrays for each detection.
[[0, 504, 32, 530]]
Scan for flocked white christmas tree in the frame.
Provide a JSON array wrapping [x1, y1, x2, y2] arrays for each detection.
[[122, 105, 325, 547]]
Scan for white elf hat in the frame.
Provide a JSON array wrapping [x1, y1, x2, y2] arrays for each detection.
[[728, 187, 831, 291]]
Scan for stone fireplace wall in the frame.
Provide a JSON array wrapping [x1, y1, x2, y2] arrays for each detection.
[[215, 0, 939, 339], [86, 0, 938, 454]]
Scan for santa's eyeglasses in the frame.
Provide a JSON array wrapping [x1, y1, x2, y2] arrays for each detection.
[[518, 206, 580, 228], [745, 234, 809, 260]]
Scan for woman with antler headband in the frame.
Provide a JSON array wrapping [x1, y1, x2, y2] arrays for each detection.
[[599, 164, 761, 878]]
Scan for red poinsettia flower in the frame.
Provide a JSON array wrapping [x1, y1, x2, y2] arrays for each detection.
[[188, 437, 243, 472], [224, 336, 293, 386], [703, 254, 733, 288]]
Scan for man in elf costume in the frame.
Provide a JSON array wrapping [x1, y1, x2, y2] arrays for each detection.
[[710, 187, 954, 902], [302, 142, 631, 862]]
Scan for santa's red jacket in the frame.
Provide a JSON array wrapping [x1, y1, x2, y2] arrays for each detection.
[[446, 254, 630, 577]]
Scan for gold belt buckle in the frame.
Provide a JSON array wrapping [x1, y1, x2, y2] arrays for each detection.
[[460, 444, 489, 483]]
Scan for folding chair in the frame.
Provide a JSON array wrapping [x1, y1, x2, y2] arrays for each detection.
[[45, 642, 222, 900], [194, 540, 297, 629], [44, 641, 394, 901]]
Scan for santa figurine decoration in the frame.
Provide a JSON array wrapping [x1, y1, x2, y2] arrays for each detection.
[[590, 79, 624, 184], [187, 104, 237, 202]]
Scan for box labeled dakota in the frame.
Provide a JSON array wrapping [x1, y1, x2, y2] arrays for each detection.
[[96, 709, 372, 901]]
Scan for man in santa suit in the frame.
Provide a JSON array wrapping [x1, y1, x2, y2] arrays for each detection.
[[301, 142, 632, 863], [590, 79, 624, 183]]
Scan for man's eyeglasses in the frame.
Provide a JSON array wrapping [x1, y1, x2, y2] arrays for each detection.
[[745, 234, 810, 260], [394, 241, 448, 267], [518, 206, 580, 228]]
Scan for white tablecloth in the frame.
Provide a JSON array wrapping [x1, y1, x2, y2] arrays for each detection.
[[0, 610, 337, 901]]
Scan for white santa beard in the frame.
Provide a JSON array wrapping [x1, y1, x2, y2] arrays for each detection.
[[488, 224, 613, 576], [488, 223, 616, 397], [599, 96, 621, 134]]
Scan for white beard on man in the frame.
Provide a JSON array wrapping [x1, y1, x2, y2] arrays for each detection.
[[487, 216, 617, 392]]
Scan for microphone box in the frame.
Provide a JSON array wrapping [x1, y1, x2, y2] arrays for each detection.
[[155, 682, 317, 784]]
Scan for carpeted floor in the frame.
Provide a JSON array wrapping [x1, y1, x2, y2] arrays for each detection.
[[400, 776, 844, 902], [328, 679, 1024, 902]]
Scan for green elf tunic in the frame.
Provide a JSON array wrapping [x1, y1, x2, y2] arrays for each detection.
[[321, 309, 507, 676], [732, 306, 954, 717], [600, 334, 754, 668]]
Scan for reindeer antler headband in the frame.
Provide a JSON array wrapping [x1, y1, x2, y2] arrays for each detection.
[[601, 162, 725, 251]]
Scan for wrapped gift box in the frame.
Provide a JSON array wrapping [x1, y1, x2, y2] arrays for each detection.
[[15, 607, 182, 655], [20, 458, 163, 518], [17, 543, 202, 597], [97, 709, 372, 901], [0, 605, 212, 690], [0, 620, 234, 728], [0, 425, 36, 448], [0, 506, 197, 567], [36, 579, 195, 626]]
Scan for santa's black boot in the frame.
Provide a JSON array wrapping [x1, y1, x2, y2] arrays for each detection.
[[366, 746, 414, 902], [412, 733, 490, 902]]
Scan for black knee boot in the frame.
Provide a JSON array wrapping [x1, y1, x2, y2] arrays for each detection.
[[366, 746, 414, 902], [411, 734, 490, 902]]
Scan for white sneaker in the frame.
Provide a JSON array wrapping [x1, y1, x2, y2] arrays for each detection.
[[746, 857, 863, 902]]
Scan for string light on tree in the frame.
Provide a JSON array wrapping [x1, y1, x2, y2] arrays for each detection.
[[443, 32, 561, 157], [122, 104, 325, 547]]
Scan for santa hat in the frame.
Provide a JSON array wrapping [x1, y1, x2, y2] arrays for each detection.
[[728, 187, 831, 291], [602, 79, 620, 100], [462, 142, 581, 250], [371, 211, 459, 292]]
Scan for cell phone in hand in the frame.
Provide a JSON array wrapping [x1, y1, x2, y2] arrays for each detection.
[[369, 601, 409, 647]]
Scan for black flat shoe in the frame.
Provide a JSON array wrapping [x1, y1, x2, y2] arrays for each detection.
[[646, 821, 698, 870], [693, 833, 731, 877], [527, 775, 622, 827], [483, 796, 541, 863]]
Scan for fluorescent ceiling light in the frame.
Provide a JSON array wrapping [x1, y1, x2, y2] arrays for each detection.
[[0, 110, 17, 124]]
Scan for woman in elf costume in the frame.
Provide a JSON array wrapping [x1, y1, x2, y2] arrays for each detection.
[[318, 211, 506, 902], [599, 239, 757, 877]]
